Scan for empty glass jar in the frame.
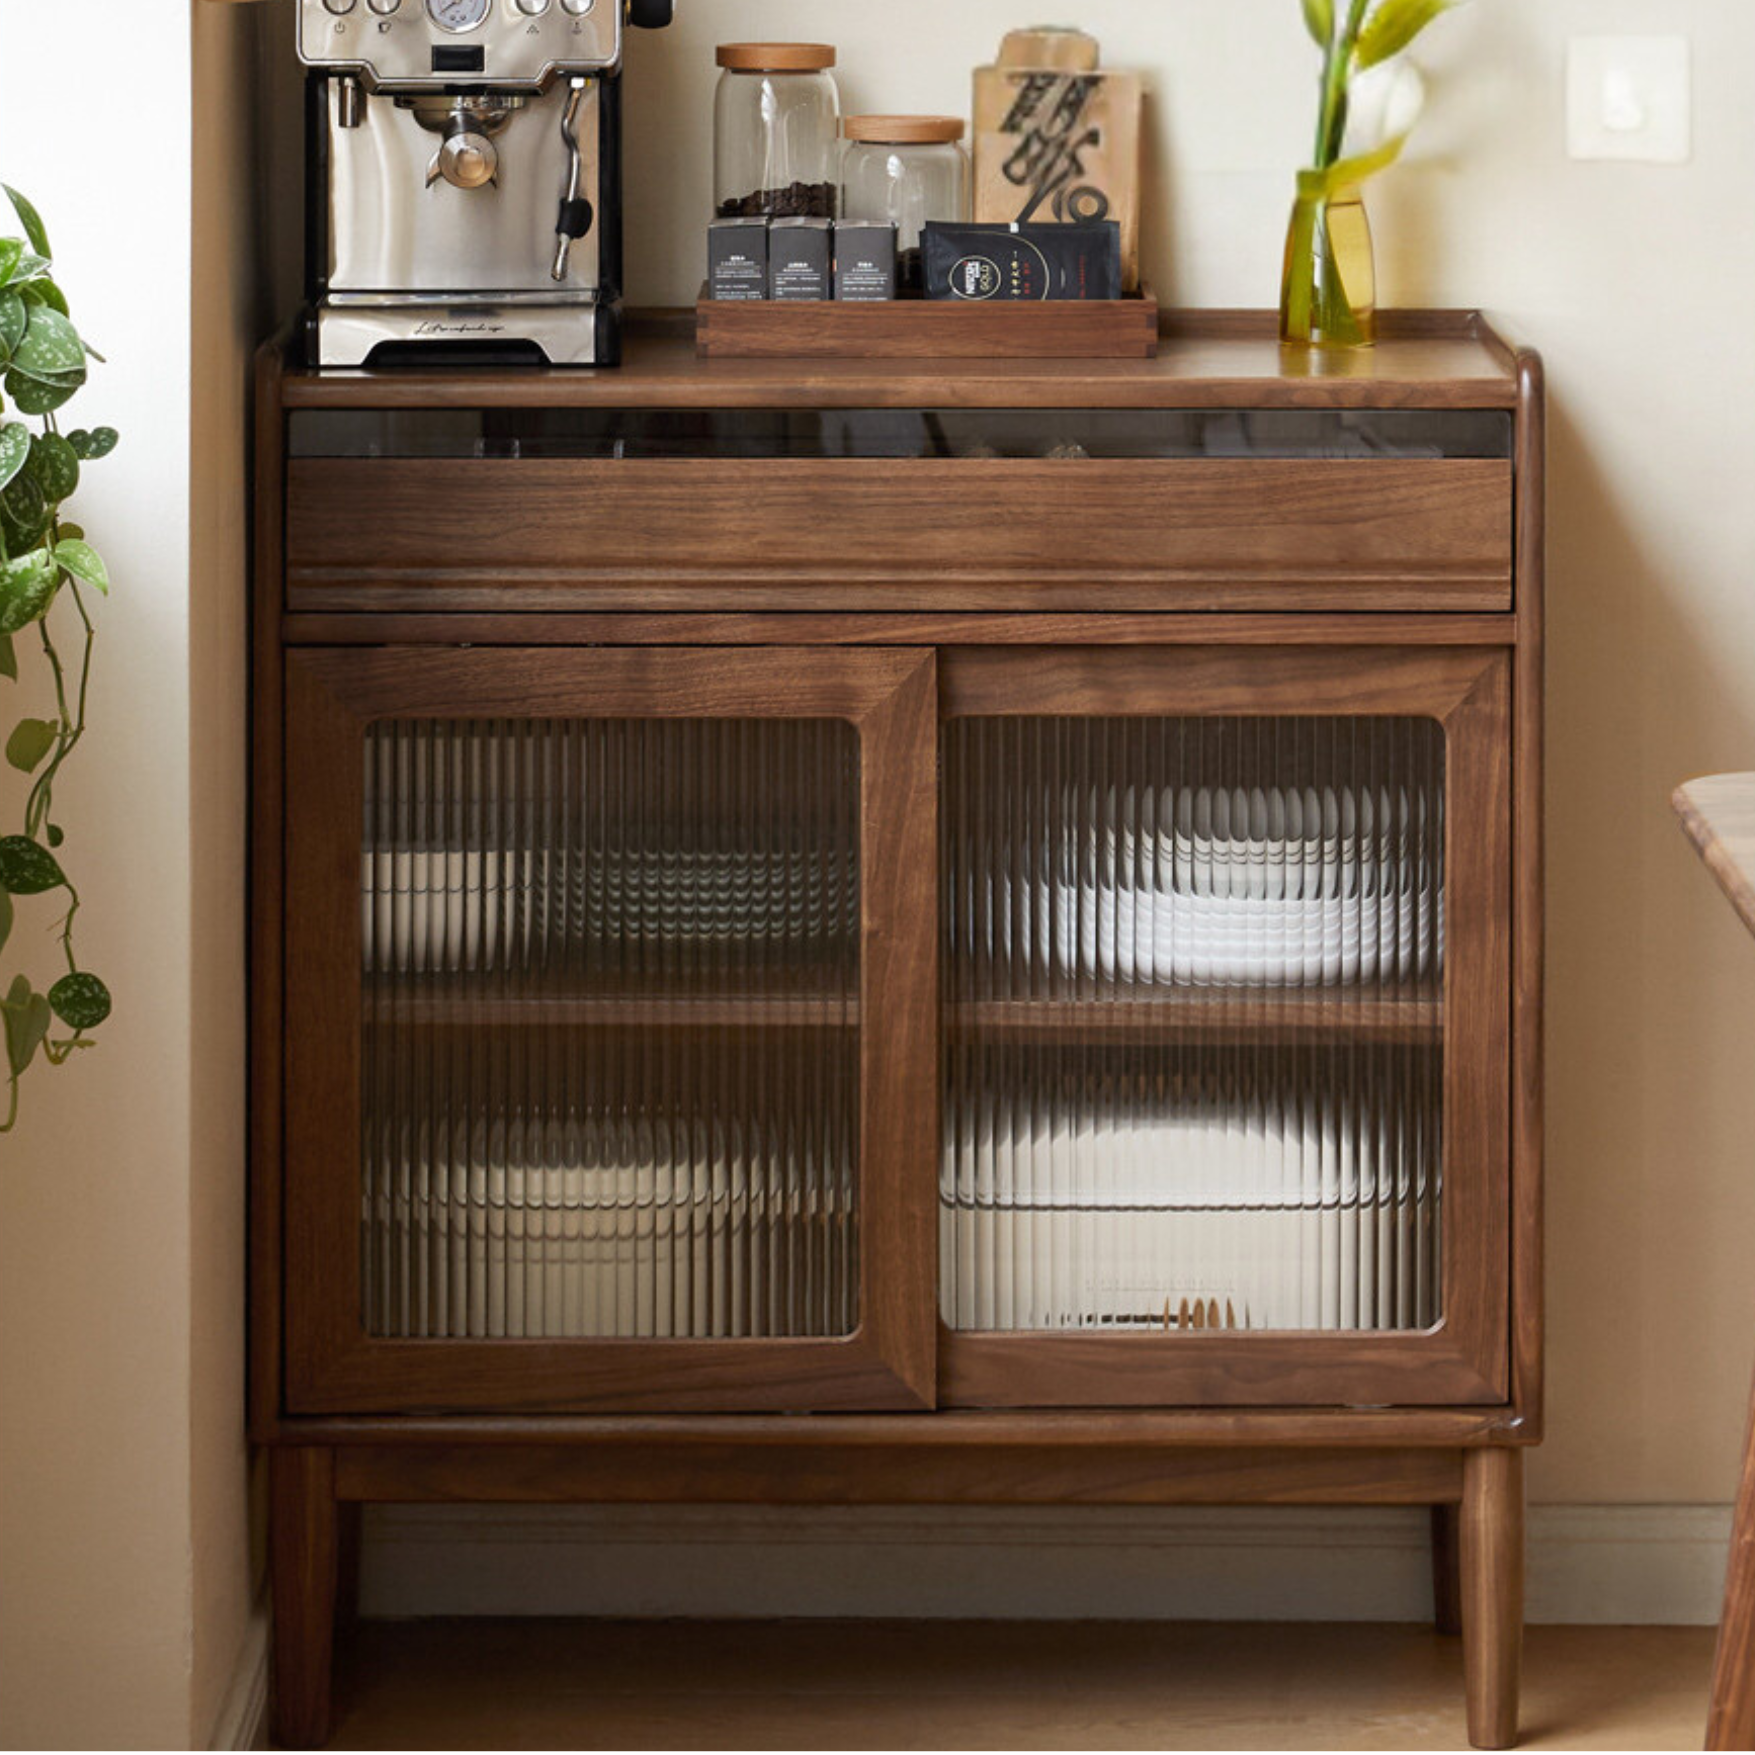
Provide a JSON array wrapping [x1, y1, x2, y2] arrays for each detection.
[[715, 43, 841, 220], [841, 116, 969, 288]]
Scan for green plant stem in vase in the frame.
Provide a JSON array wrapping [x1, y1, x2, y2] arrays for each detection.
[[1281, 0, 1458, 349], [1282, 174, 1376, 348]]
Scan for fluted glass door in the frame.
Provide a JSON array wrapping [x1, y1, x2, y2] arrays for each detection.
[[938, 648, 1511, 1409], [284, 648, 937, 1415]]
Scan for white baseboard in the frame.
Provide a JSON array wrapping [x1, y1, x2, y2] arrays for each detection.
[[207, 1594, 270, 1752], [360, 1502, 1734, 1628]]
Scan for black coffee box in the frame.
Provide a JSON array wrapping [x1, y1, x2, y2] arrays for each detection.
[[834, 222, 898, 302], [770, 218, 833, 301], [707, 218, 769, 302], [923, 221, 1123, 301]]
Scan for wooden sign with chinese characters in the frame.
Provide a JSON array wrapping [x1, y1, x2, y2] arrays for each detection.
[[973, 28, 1143, 293]]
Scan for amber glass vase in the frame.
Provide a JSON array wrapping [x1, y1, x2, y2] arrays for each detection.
[[1280, 174, 1377, 349]]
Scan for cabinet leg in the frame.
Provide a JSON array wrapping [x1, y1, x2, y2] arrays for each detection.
[[271, 1447, 339, 1750], [1432, 1502, 1464, 1636], [1461, 1446, 1524, 1751], [337, 1501, 364, 1640]]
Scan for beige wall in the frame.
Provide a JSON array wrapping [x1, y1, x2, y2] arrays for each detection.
[[618, 0, 1755, 1509], [0, 1, 258, 1745]]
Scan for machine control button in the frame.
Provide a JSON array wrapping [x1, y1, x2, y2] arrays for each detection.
[[366, 0, 401, 13], [560, 0, 595, 14], [322, 0, 359, 14], [515, 0, 552, 12]]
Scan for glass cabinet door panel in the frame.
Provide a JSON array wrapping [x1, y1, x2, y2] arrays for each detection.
[[944, 716, 1445, 1338], [936, 648, 1509, 1410], [283, 647, 937, 1416], [360, 718, 860, 1343]]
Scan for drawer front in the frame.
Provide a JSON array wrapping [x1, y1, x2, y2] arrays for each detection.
[[285, 457, 1514, 614]]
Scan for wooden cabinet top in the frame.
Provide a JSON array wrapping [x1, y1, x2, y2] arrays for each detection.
[[273, 309, 1532, 413], [1675, 775, 1755, 940]]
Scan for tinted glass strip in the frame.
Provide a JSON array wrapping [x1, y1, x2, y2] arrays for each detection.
[[291, 407, 1512, 461]]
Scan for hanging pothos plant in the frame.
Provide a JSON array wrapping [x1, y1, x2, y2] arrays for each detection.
[[0, 185, 114, 1133]]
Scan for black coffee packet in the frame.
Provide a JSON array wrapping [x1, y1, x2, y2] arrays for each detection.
[[923, 222, 1123, 302], [771, 218, 833, 301], [834, 222, 898, 303], [708, 218, 770, 302]]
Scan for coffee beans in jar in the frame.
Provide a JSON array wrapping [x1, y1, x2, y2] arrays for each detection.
[[714, 44, 841, 222]]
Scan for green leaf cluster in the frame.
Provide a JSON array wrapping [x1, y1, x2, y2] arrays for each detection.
[[0, 186, 115, 1135]]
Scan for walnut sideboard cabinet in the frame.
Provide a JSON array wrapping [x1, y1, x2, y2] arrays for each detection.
[[252, 313, 1544, 1749]]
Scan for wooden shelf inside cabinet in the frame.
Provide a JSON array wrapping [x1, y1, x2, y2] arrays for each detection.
[[953, 988, 1443, 1046], [365, 972, 859, 1031]]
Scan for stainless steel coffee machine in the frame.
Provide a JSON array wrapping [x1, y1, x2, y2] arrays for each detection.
[[299, 0, 672, 367]]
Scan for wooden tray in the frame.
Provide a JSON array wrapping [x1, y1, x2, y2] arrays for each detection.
[[696, 284, 1160, 361]]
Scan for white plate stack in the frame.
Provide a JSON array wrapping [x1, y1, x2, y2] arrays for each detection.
[[939, 1076, 1442, 1335], [360, 846, 852, 975], [979, 782, 1443, 989]]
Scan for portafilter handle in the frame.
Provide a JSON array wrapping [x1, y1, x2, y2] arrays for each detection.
[[551, 77, 594, 284]]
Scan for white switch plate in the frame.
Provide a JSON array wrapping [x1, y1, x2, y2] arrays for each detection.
[[1567, 37, 1691, 163]]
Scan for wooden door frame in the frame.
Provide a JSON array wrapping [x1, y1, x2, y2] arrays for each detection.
[[282, 646, 939, 1415], [935, 645, 1512, 1410]]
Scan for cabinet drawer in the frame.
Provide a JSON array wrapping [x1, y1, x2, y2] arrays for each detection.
[[284, 457, 1513, 614]]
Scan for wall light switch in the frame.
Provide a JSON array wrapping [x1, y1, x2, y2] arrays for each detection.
[[1568, 37, 1691, 163]]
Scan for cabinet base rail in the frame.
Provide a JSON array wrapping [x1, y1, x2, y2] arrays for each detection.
[[269, 1440, 1524, 1751]]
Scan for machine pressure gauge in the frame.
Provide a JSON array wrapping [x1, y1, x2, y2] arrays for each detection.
[[426, 0, 490, 31]]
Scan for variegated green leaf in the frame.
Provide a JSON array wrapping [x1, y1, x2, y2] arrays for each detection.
[[0, 835, 65, 896], [12, 307, 84, 378], [0, 469, 46, 552], [1355, 0, 1454, 69], [49, 972, 110, 1032], [69, 426, 116, 460], [0, 549, 58, 635], [54, 539, 107, 595], [6, 253, 49, 288], [10, 363, 84, 391], [4, 369, 77, 416], [0, 293, 22, 365], [0, 292, 24, 362], [3, 187, 50, 259], [31, 279, 69, 319], [0, 423, 28, 495], [31, 433, 77, 502]]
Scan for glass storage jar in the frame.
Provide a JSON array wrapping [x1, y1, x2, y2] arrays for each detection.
[[841, 116, 969, 288], [715, 43, 841, 220]]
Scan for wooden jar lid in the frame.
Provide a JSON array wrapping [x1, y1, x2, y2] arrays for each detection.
[[716, 43, 837, 72], [843, 115, 967, 145]]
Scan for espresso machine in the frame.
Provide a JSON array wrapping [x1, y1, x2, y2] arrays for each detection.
[[299, 0, 672, 367]]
